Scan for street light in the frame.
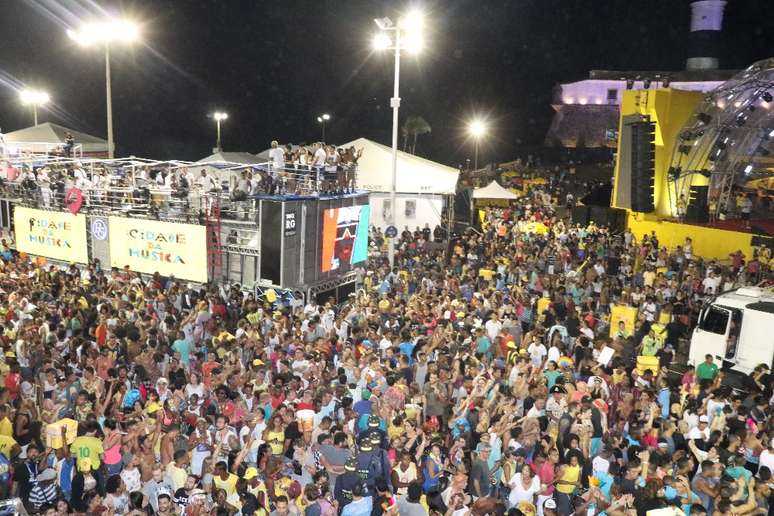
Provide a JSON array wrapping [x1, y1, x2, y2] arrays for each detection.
[[212, 112, 228, 152], [372, 9, 425, 267], [67, 18, 140, 159], [317, 113, 331, 142], [467, 119, 488, 170], [20, 89, 50, 126]]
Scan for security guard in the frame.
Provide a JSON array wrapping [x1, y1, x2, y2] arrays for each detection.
[[357, 415, 387, 449], [333, 457, 362, 511], [355, 435, 392, 495]]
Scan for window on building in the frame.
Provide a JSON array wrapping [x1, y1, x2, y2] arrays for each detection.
[[607, 89, 618, 103]]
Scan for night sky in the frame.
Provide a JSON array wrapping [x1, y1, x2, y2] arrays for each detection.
[[1, 0, 773, 166]]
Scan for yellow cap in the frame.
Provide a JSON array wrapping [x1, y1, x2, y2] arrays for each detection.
[[252, 359, 264, 366], [243, 466, 258, 480]]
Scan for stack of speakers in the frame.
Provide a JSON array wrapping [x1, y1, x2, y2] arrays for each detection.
[[630, 120, 656, 213], [685, 185, 709, 223]]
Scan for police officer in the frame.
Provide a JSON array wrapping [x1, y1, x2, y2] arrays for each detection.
[[333, 457, 361, 511], [355, 435, 392, 495], [357, 415, 387, 449]]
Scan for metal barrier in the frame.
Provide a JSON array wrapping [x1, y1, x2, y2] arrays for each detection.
[[4, 141, 83, 159], [0, 163, 358, 218], [0, 178, 355, 222]]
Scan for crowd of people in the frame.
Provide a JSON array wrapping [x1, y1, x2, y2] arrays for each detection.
[[0, 181, 772, 516]]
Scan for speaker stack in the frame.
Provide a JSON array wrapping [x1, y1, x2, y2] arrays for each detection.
[[630, 120, 656, 213]]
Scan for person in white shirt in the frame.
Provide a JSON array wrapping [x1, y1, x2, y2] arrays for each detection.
[[312, 142, 327, 192], [268, 140, 285, 193], [197, 169, 217, 215], [38, 167, 51, 207], [485, 315, 502, 342], [527, 340, 547, 368], [702, 272, 721, 295], [759, 439, 774, 476]]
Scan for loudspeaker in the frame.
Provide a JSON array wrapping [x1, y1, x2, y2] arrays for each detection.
[[630, 120, 656, 213], [589, 206, 627, 232], [571, 206, 591, 226], [685, 185, 709, 223]]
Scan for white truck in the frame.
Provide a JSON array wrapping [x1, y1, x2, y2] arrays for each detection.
[[689, 286, 774, 375]]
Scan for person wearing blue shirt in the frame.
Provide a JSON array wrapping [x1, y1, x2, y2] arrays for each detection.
[[657, 378, 671, 419], [341, 483, 373, 516], [399, 340, 415, 365], [171, 332, 194, 368], [352, 389, 372, 418]]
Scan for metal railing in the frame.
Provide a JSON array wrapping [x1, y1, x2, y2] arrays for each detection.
[[0, 163, 359, 221], [3, 141, 84, 159]]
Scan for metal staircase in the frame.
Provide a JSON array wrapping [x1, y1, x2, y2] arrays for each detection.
[[205, 196, 223, 283]]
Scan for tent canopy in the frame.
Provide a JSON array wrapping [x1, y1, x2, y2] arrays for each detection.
[[341, 137, 459, 195], [473, 181, 520, 199], [4, 122, 108, 153], [195, 151, 264, 166]]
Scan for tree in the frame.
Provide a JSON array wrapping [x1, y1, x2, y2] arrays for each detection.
[[401, 116, 432, 154]]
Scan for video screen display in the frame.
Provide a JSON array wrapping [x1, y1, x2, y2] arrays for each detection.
[[321, 204, 370, 273]]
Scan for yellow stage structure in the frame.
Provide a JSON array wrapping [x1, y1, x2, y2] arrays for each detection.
[[611, 89, 756, 260]]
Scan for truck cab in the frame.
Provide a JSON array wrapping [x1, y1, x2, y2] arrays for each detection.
[[689, 287, 774, 375]]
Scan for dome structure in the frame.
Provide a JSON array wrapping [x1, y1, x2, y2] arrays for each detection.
[[667, 57, 774, 217]]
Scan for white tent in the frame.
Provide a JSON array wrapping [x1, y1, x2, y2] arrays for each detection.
[[341, 137, 459, 194], [473, 181, 519, 200], [4, 122, 108, 156], [339, 138, 459, 231], [195, 151, 264, 184], [196, 151, 264, 166]]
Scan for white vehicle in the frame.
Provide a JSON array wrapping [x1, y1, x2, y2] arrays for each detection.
[[689, 286, 774, 375]]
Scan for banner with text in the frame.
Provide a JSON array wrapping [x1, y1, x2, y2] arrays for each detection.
[[14, 207, 88, 263], [108, 217, 208, 283]]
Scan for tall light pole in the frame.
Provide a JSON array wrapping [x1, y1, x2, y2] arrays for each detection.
[[20, 89, 50, 126], [67, 19, 140, 159], [373, 10, 424, 268], [213, 112, 228, 152], [467, 119, 487, 226], [467, 119, 487, 171], [317, 113, 331, 142]]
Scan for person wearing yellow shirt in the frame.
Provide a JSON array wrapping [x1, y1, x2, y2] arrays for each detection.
[[213, 461, 241, 509], [164, 449, 190, 492], [0, 406, 12, 437], [70, 422, 104, 469], [0, 434, 19, 459]]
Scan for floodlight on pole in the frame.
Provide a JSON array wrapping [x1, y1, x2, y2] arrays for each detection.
[[467, 119, 488, 170], [212, 112, 228, 152], [317, 114, 331, 142], [372, 9, 426, 268], [67, 18, 141, 158], [20, 89, 50, 126]]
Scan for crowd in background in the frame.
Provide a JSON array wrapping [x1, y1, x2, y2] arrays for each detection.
[[0, 180, 771, 516]]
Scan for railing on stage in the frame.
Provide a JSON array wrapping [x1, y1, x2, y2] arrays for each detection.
[[0, 166, 360, 223], [3, 141, 84, 159]]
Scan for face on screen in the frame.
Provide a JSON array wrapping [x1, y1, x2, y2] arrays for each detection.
[[331, 207, 360, 270]]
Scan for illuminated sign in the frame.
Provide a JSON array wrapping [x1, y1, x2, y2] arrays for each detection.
[[108, 217, 208, 283], [14, 207, 88, 263]]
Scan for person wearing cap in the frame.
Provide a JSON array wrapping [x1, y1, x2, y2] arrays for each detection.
[[354, 434, 392, 496], [357, 415, 387, 449], [334, 457, 363, 510]]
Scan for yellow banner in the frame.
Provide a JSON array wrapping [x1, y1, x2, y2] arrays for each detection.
[[108, 217, 208, 283], [14, 207, 88, 263], [609, 304, 638, 338]]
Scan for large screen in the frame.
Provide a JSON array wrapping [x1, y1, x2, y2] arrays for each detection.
[[321, 205, 369, 273]]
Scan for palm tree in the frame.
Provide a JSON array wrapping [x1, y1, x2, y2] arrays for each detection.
[[401, 116, 432, 154]]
